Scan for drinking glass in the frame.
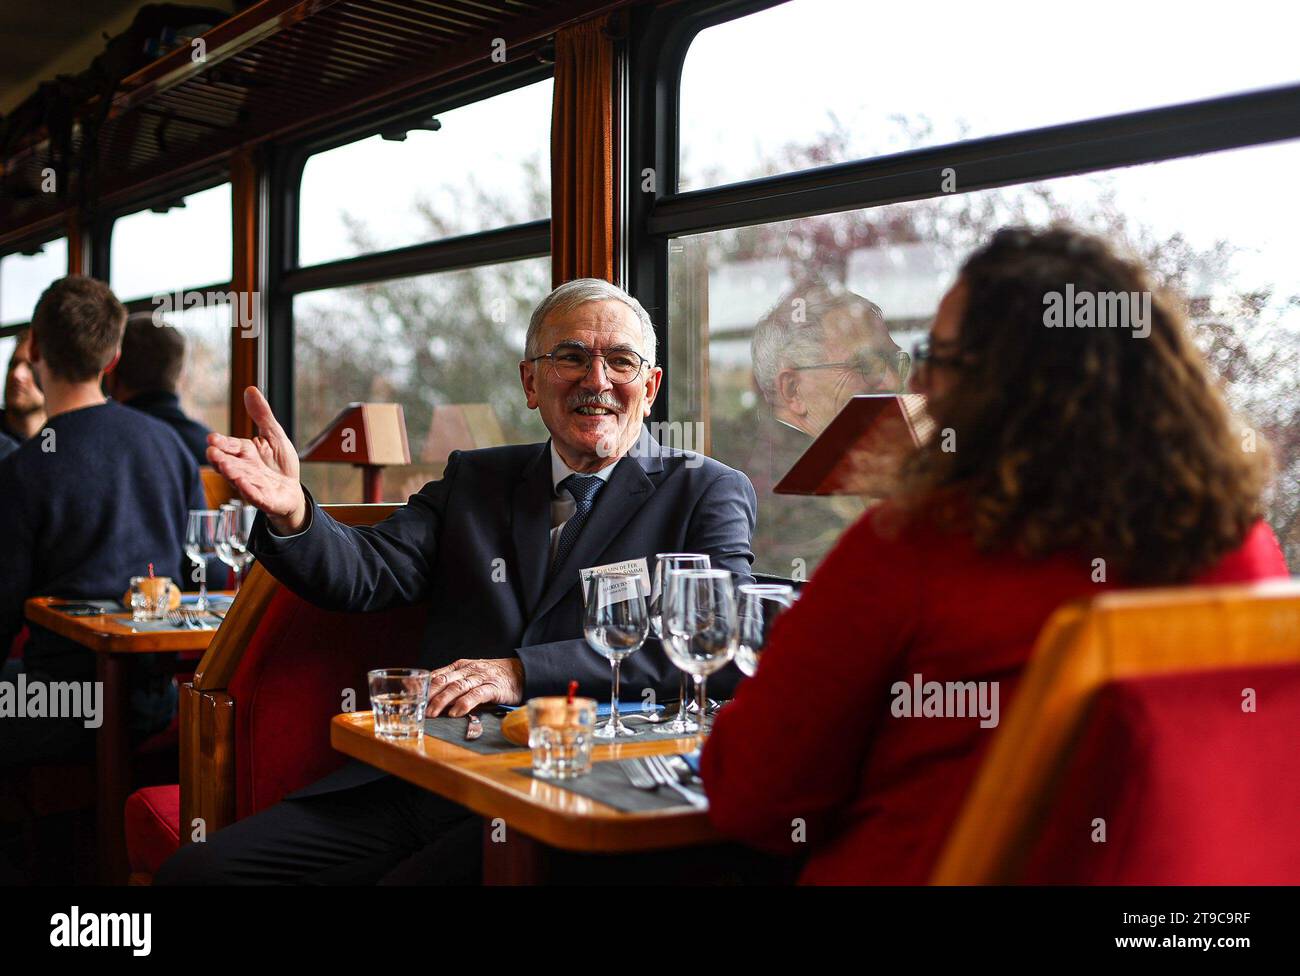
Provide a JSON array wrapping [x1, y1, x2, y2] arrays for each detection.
[[129, 575, 172, 621], [215, 502, 257, 592], [584, 571, 649, 738], [367, 668, 432, 739], [185, 509, 222, 611], [650, 553, 711, 734], [736, 583, 795, 676], [663, 568, 738, 739], [527, 695, 597, 779]]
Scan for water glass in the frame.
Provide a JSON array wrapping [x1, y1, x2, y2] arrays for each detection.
[[651, 553, 711, 734], [367, 668, 432, 739], [129, 575, 172, 621], [663, 568, 738, 739], [736, 583, 795, 676], [527, 696, 597, 779], [215, 502, 256, 592], [584, 571, 649, 738], [185, 509, 222, 611]]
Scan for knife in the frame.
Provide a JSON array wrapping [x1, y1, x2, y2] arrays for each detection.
[[465, 714, 483, 741]]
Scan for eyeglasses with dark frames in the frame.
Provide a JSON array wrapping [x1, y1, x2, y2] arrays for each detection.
[[911, 338, 969, 373], [528, 343, 650, 385]]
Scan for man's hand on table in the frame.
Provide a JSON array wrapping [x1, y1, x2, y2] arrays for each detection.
[[426, 658, 525, 717]]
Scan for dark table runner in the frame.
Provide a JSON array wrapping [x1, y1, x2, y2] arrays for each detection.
[[515, 757, 705, 813], [49, 597, 230, 632], [421, 709, 700, 755]]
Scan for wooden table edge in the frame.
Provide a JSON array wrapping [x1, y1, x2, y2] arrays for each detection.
[[24, 595, 229, 653], [330, 712, 720, 854]]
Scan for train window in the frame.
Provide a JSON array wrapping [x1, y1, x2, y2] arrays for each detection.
[[677, 0, 1300, 191], [109, 182, 233, 434], [294, 256, 551, 502], [109, 183, 233, 300], [0, 238, 68, 326], [668, 139, 1300, 578], [297, 79, 552, 267]]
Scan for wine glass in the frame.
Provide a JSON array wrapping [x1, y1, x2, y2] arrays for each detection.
[[736, 583, 795, 676], [215, 502, 257, 592], [650, 553, 711, 733], [662, 568, 737, 741], [185, 509, 222, 611], [584, 571, 650, 738]]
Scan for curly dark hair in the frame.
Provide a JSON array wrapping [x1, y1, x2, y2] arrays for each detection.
[[895, 225, 1271, 585]]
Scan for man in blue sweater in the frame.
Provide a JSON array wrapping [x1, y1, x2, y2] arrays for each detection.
[[0, 277, 205, 767]]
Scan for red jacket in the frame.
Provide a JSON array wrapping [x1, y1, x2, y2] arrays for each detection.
[[701, 504, 1289, 884]]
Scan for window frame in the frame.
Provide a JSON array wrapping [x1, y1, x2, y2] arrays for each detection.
[[0, 231, 70, 335], [266, 60, 556, 441], [626, 0, 1300, 578]]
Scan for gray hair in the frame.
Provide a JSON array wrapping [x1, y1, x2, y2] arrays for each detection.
[[525, 278, 657, 367], [752, 282, 884, 401]]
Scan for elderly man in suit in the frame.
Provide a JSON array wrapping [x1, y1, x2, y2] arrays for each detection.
[[156, 278, 757, 884]]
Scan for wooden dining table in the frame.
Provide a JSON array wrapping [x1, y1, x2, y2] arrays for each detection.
[[331, 711, 722, 883], [23, 594, 233, 884]]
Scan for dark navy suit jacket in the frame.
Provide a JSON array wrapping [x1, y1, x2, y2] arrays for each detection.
[[250, 427, 757, 796]]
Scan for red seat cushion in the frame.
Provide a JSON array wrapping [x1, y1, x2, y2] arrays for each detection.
[[8, 625, 28, 660], [125, 785, 181, 876], [228, 589, 425, 818], [1021, 663, 1300, 883]]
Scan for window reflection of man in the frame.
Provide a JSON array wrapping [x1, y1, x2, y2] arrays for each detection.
[[741, 283, 906, 578], [753, 285, 907, 438]]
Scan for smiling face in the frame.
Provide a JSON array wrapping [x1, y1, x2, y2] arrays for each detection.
[[519, 299, 662, 472]]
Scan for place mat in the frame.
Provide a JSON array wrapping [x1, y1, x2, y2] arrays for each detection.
[[48, 598, 227, 632], [422, 713, 525, 754], [515, 756, 706, 813]]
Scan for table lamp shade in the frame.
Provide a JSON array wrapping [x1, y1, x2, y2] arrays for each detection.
[[420, 403, 507, 465], [299, 403, 411, 467]]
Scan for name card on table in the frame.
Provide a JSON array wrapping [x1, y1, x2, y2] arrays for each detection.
[[580, 558, 651, 604]]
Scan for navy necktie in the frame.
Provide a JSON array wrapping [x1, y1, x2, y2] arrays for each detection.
[[552, 473, 605, 572]]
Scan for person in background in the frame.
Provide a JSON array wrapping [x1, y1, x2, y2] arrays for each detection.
[[103, 312, 212, 466], [703, 226, 1289, 883], [0, 277, 205, 767], [0, 329, 46, 460], [743, 281, 908, 577]]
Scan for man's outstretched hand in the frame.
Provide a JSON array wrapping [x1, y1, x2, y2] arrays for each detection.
[[207, 386, 308, 535]]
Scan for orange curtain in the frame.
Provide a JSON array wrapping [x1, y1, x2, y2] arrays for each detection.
[[551, 15, 616, 286], [229, 148, 261, 438]]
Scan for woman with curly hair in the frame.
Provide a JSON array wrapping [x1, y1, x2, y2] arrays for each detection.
[[701, 226, 1289, 884]]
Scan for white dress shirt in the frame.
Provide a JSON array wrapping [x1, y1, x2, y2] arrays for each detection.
[[548, 442, 617, 564]]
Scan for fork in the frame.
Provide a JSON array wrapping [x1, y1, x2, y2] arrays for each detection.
[[625, 756, 708, 809]]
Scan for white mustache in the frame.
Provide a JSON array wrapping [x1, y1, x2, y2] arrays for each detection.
[[568, 394, 622, 412]]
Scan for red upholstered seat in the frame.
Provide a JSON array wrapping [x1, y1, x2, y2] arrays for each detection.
[[125, 785, 181, 876], [1020, 663, 1300, 884], [124, 585, 425, 874], [228, 588, 424, 818], [8, 624, 28, 660]]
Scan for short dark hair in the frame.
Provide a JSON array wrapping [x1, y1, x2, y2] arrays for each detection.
[[31, 276, 127, 382], [116, 312, 186, 394]]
